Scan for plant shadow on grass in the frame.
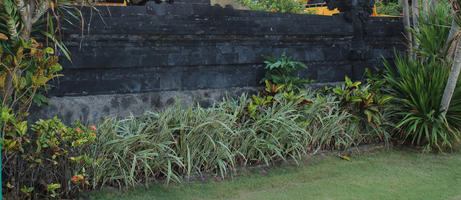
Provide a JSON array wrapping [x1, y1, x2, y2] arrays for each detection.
[[85, 146, 461, 200]]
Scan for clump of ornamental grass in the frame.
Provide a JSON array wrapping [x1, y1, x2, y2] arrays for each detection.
[[86, 90, 390, 189]]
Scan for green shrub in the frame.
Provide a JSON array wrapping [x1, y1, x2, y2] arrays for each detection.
[[239, 0, 305, 13], [381, 1, 460, 151], [261, 52, 313, 92], [323, 76, 392, 146], [411, 1, 453, 61], [383, 54, 461, 151], [0, 39, 63, 120], [0, 1, 93, 198], [2, 112, 98, 199], [0, 38, 82, 199], [375, 0, 401, 15]]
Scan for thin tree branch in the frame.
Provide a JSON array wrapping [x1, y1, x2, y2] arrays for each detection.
[[14, 0, 28, 25], [31, 0, 50, 24]]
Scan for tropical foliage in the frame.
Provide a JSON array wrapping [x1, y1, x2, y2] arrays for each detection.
[[261, 52, 313, 92], [325, 76, 392, 145], [86, 90, 389, 189], [238, 0, 305, 13], [2, 109, 98, 199], [0, 39, 63, 120], [410, 0, 453, 61], [381, 3, 461, 151], [375, 0, 401, 15], [0, 0, 92, 198], [2, 0, 461, 198], [383, 54, 461, 151]]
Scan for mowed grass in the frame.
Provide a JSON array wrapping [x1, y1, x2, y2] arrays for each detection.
[[87, 148, 461, 200]]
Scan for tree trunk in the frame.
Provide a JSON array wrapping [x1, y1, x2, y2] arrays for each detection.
[[20, 22, 32, 40], [412, 0, 420, 53], [402, 0, 413, 53], [447, 19, 459, 60], [430, 0, 437, 12], [441, 36, 461, 115], [19, 0, 36, 40], [423, 0, 429, 14]]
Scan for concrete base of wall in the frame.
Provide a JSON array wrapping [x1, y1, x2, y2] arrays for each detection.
[[29, 87, 260, 124], [29, 82, 344, 124]]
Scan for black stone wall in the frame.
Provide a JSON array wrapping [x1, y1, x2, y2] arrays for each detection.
[[52, 0, 404, 96]]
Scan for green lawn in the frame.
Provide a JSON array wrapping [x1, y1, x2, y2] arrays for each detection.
[[87, 148, 461, 200]]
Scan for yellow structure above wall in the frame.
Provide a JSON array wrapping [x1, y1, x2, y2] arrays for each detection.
[[300, 0, 398, 17], [93, 0, 399, 17]]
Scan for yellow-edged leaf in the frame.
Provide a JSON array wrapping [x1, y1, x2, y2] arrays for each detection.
[[19, 77, 27, 89], [6, 182, 14, 189], [36, 77, 50, 85], [15, 121, 28, 136], [339, 155, 351, 161], [364, 110, 373, 122], [44, 47, 54, 54], [0, 72, 6, 88]]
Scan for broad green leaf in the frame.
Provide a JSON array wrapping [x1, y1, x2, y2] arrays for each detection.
[[15, 121, 28, 136], [44, 47, 54, 54]]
